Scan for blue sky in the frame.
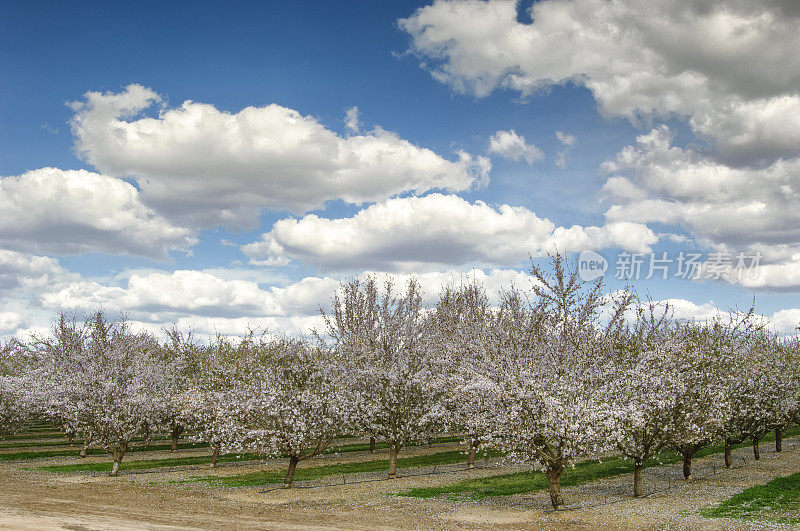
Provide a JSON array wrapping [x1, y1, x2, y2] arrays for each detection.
[[2, 0, 799, 338]]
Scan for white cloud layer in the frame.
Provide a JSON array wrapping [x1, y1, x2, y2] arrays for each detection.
[[70, 84, 490, 228], [487, 129, 543, 164], [601, 126, 800, 289], [400, 0, 800, 164], [0, 250, 77, 292], [243, 193, 657, 271], [0, 167, 196, 258], [26, 266, 535, 338]]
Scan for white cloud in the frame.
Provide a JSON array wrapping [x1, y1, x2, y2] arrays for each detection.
[[70, 84, 490, 228], [4, 256, 797, 340], [399, 0, 800, 164], [556, 131, 575, 147], [601, 126, 800, 289], [0, 312, 25, 334], [772, 308, 800, 334], [344, 106, 360, 133], [487, 129, 543, 164], [0, 250, 77, 292], [0, 167, 196, 258], [555, 131, 576, 169], [243, 193, 657, 271], [15, 264, 537, 339]]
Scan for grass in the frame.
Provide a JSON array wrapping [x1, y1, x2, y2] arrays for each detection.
[[3, 432, 65, 440], [37, 436, 469, 474], [1, 441, 208, 462], [0, 436, 179, 449], [398, 427, 799, 499], [190, 449, 501, 488], [40, 452, 259, 473], [9, 434, 460, 467], [699, 472, 800, 525], [398, 454, 656, 499]]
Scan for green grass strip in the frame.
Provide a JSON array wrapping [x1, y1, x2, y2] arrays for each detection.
[[399, 427, 799, 499], [9, 435, 461, 465], [191, 449, 501, 488], [3, 432, 65, 440], [40, 452, 259, 473], [1, 440, 86, 449], [35, 436, 466, 473], [699, 472, 800, 524], [3, 442, 208, 462]]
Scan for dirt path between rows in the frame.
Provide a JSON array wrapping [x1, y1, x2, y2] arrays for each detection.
[[2, 438, 799, 530]]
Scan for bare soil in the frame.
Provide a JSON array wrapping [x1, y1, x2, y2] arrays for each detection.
[[2, 438, 799, 530]]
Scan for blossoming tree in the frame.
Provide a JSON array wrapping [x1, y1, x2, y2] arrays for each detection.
[[33, 312, 169, 475], [320, 277, 445, 478]]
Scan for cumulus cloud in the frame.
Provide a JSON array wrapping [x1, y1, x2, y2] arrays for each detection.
[[772, 308, 800, 334], [487, 129, 543, 164], [0, 250, 77, 292], [242, 193, 657, 271], [4, 255, 797, 339], [25, 265, 536, 339], [70, 84, 491, 228], [601, 126, 800, 289], [0, 167, 196, 258], [0, 312, 25, 334], [399, 0, 800, 164]]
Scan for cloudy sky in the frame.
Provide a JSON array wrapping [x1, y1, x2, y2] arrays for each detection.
[[2, 0, 800, 339]]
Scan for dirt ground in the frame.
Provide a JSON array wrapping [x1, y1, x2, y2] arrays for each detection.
[[2, 438, 799, 530]]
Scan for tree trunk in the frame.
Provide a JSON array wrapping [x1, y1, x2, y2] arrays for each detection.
[[210, 443, 221, 467], [682, 452, 692, 480], [170, 424, 184, 452], [68, 434, 74, 445], [388, 443, 399, 479], [284, 455, 299, 487], [467, 439, 478, 469], [110, 443, 127, 477], [633, 461, 644, 497], [79, 442, 89, 458], [546, 467, 565, 508], [724, 439, 732, 468], [369, 437, 376, 454], [753, 437, 761, 460], [776, 428, 783, 452]]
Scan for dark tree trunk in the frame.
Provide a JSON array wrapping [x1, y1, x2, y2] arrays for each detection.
[[388, 443, 399, 479], [369, 437, 376, 454], [682, 452, 692, 480], [677, 442, 704, 480], [724, 439, 732, 468], [546, 466, 565, 508], [467, 438, 478, 469], [284, 455, 299, 487], [211, 443, 221, 467], [776, 428, 783, 452], [633, 461, 644, 497], [753, 436, 761, 460], [170, 424, 184, 452]]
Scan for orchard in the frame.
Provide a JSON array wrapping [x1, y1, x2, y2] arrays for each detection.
[[1, 255, 798, 509]]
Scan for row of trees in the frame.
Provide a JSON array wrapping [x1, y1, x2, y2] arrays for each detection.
[[1, 256, 798, 507]]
